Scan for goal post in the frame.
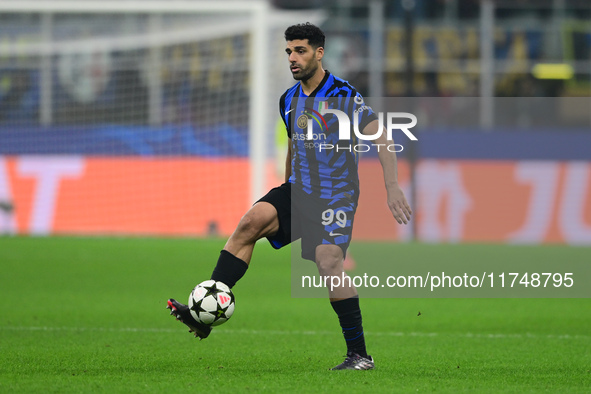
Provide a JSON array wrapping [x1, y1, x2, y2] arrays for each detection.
[[0, 0, 331, 236], [0, 0, 269, 205]]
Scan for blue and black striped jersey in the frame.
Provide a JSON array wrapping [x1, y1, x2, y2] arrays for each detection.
[[279, 71, 377, 201]]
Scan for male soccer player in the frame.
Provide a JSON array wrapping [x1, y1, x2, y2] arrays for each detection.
[[167, 23, 412, 370]]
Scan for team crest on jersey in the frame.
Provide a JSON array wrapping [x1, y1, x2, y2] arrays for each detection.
[[297, 114, 308, 129]]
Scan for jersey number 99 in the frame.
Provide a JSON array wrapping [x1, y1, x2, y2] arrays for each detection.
[[321, 209, 347, 228]]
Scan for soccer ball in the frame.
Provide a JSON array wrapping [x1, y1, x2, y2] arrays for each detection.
[[188, 280, 235, 326]]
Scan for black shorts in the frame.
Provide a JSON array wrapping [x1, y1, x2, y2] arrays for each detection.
[[256, 182, 357, 262]]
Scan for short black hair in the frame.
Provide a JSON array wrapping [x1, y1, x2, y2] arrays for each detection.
[[284, 23, 325, 49]]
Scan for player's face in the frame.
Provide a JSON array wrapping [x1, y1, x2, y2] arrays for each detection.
[[285, 39, 323, 81]]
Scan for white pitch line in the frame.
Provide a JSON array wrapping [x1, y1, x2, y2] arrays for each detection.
[[0, 326, 589, 340]]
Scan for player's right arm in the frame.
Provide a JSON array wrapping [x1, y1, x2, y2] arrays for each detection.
[[285, 138, 292, 183]]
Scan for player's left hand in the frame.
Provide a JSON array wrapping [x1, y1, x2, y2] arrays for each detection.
[[386, 183, 412, 225]]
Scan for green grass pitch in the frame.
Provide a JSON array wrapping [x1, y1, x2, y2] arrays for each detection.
[[1, 237, 589, 393]]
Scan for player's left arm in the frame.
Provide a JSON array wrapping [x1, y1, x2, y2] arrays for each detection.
[[362, 119, 412, 225]]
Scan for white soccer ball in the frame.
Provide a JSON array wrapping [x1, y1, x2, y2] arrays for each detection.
[[188, 280, 235, 326]]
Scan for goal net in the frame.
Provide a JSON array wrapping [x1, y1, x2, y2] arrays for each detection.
[[0, 1, 321, 236]]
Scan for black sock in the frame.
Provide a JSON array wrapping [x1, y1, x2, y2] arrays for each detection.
[[330, 296, 367, 357], [210, 250, 248, 289]]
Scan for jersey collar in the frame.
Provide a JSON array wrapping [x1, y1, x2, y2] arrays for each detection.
[[298, 70, 331, 98]]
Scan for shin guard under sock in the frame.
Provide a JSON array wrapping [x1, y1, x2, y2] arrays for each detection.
[[210, 250, 248, 289], [330, 296, 367, 357]]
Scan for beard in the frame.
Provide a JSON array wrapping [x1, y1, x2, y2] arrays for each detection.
[[291, 61, 318, 81]]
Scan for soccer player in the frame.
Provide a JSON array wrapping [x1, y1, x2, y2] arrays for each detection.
[[167, 23, 412, 370]]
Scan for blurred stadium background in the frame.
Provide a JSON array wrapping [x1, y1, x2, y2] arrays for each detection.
[[0, 0, 589, 245]]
